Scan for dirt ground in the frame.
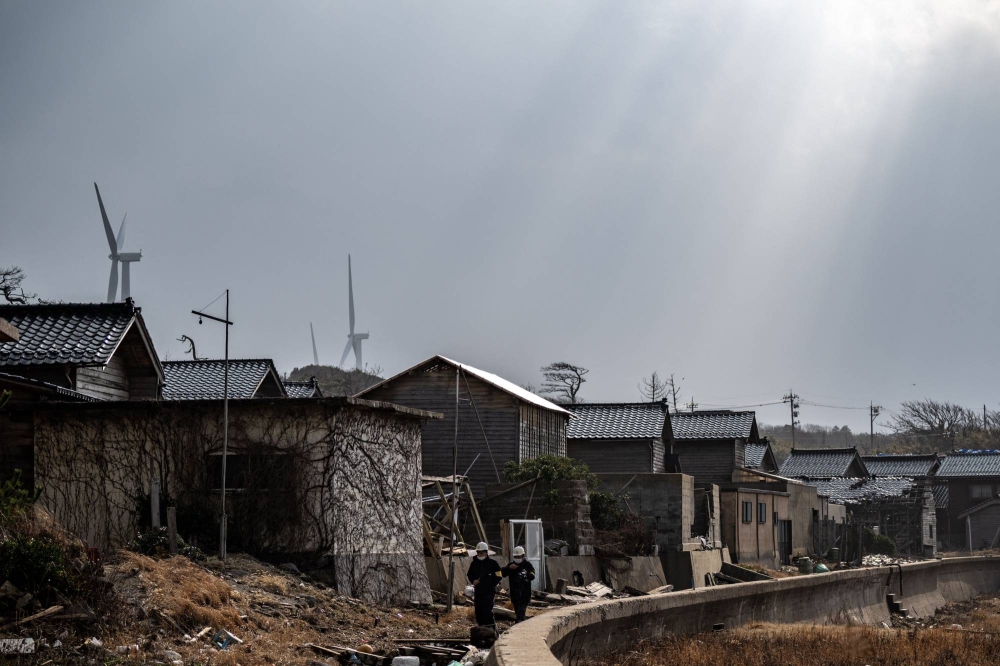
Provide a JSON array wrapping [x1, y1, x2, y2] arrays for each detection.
[[590, 593, 1000, 666], [3, 550, 486, 665]]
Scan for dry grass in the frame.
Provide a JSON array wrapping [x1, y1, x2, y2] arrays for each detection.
[[594, 624, 1000, 666]]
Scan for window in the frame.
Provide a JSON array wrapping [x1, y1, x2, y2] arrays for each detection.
[[971, 484, 993, 500], [742, 501, 753, 523], [929, 524, 935, 540], [758, 502, 767, 524]]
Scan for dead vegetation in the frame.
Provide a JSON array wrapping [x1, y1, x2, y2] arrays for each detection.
[[592, 595, 1000, 666]]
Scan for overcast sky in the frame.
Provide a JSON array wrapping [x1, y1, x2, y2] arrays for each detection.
[[3, 1, 1000, 431]]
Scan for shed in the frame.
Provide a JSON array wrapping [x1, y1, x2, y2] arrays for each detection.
[[356, 355, 570, 495]]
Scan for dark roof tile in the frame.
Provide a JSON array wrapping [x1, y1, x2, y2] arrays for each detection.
[[565, 402, 666, 439], [671, 411, 756, 440], [778, 447, 869, 479], [812, 477, 913, 504], [282, 380, 323, 398], [862, 454, 940, 477], [937, 451, 1000, 478], [0, 302, 138, 367], [745, 442, 769, 468], [162, 359, 283, 400]]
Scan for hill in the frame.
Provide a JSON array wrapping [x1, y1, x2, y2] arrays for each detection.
[[287, 364, 382, 397]]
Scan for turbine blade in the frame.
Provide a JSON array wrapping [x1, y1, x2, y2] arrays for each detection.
[[310, 322, 320, 366], [339, 338, 353, 367], [116, 213, 128, 249], [107, 258, 119, 302], [94, 183, 118, 254], [121, 260, 131, 300], [348, 255, 355, 334]]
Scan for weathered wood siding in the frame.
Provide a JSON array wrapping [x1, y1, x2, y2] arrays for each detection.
[[673, 439, 738, 485], [968, 504, 1000, 550], [519, 405, 566, 460], [362, 365, 520, 495], [568, 439, 664, 474], [76, 355, 130, 401]]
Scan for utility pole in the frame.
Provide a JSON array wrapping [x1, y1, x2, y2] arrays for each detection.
[[688, 396, 698, 413], [783, 390, 800, 447], [870, 402, 882, 454], [193, 290, 233, 564], [446, 365, 459, 612]]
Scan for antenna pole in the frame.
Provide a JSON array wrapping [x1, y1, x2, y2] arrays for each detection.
[[221, 289, 230, 564], [447, 365, 459, 612]]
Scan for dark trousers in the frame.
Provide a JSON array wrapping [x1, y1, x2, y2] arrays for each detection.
[[510, 591, 531, 622], [473, 587, 496, 626]]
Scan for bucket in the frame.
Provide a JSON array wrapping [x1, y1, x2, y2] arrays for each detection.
[[828, 547, 840, 562], [797, 557, 813, 574], [464, 585, 475, 599]]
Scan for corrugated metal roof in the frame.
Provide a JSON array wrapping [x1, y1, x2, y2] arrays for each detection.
[[938, 452, 1000, 478], [358, 355, 570, 415], [671, 411, 756, 440], [862, 454, 940, 477], [163, 359, 284, 400], [778, 447, 869, 479], [0, 302, 138, 367], [565, 402, 666, 439]]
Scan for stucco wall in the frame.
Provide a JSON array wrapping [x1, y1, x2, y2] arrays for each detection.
[[488, 557, 1000, 666], [32, 399, 431, 605]]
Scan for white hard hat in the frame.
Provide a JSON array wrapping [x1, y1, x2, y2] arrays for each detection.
[[475, 542, 489, 552], [512, 546, 525, 557]]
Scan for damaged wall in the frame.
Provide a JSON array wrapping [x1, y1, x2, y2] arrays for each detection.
[[30, 398, 433, 605], [479, 480, 595, 555]]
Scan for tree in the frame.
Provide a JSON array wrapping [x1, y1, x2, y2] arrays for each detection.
[[639, 371, 669, 403], [0, 266, 35, 304], [539, 362, 588, 404], [665, 373, 682, 411], [888, 399, 973, 442]]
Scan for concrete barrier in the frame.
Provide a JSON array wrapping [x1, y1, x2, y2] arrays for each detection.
[[488, 557, 1000, 666]]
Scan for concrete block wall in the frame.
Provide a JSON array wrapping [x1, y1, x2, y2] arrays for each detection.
[[488, 557, 1000, 666], [595, 473, 697, 552], [480, 480, 595, 555]]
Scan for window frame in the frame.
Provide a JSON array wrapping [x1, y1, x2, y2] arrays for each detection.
[[742, 501, 753, 524], [971, 484, 993, 500], [758, 501, 768, 524]]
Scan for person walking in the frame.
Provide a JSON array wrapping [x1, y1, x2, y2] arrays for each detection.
[[467, 542, 502, 626], [503, 546, 535, 622]]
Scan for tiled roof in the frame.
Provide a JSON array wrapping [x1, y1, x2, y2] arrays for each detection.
[[745, 442, 769, 468], [565, 402, 666, 439], [811, 477, 913, 504], [283, 380, 323, 398], [778, 447, 869, 479], [933, 484, 949, 509], [0, 302, 138, 367], [862, 454, 940, 477], [162, 359, 285, 400], [671, 411, 756, 440], [0, 371, 102, 402], [937, 452, 1000, 478]]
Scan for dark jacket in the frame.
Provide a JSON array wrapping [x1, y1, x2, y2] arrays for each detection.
[[467, 556, 502, 592], [503, 559, 536, 599]]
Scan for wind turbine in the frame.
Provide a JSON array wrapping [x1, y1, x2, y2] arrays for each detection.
[[310, 322, 320, 366], [339, 255, 369, 371], [94, 183, 142, 302]]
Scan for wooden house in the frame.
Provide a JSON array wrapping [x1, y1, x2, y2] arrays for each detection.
[[669, 410, 763, 484], [0, 300, 163, 402], [565, 401, 669, 473], [356, 355, 570, 495], [936, 451, 1000, 549]]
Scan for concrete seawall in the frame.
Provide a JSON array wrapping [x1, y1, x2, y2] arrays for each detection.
[[488, 557, 1000, 666]]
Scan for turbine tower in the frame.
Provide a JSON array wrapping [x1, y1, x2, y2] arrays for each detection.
[[339, 255, 369, 371], [95, 183, 142, 302], [310, 322, 320, 366]]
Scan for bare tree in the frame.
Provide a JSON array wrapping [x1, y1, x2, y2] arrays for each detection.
[[639, 371, 669, 403], [888, 399, 974, 441], [539, 362, 588, 404], [0, 266, 36, 304], [519, 383, 538, 395], [665, 374, 682, 412]]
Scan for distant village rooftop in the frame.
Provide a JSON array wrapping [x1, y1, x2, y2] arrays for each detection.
[[937, 450, 1000, 477], [862, 453, 941, 477], [778, 447, 869, 479]]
